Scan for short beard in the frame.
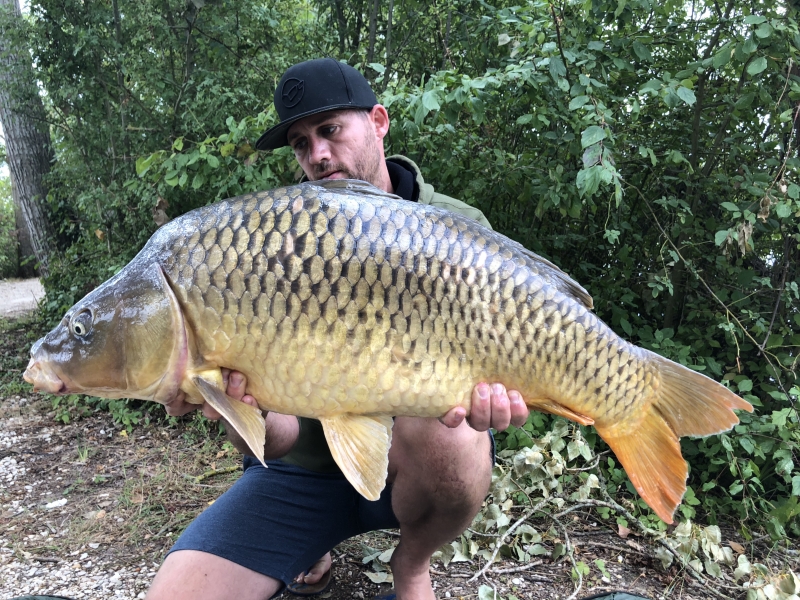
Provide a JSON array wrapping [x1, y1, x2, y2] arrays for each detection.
[[311, 120, 383, 186]]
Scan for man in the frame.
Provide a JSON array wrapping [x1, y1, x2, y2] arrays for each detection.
[[146, 58, 530, 600]]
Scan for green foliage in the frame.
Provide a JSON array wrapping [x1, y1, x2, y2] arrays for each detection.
[[466, 420, 798, 597], [0, 174, 18, 278], [49, 393, 152, 432], [19, 0, 331, 320], [0, 315, 43, 399]]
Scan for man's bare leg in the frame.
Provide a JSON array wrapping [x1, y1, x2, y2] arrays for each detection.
[[387, 417, 493, 600], [146, 550, 282, 600], [291, 552, 332, 588]]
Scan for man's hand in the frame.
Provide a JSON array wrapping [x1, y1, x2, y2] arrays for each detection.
[[222, 369, 261, 414], [161, 369, 258, 420], [162, 389, 199, 417], [440, 383, 529, 432]]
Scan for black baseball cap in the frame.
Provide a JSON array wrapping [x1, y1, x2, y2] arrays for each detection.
[[255, 58, 379, 150]]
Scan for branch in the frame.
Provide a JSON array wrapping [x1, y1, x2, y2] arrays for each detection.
[[545, 511, 582, 600], [590, 471, 732, 599], [468, 496, 554, 583], [759, 234, 790, 353], [549, 3, 572, 89], [191, 24, 270, 79]]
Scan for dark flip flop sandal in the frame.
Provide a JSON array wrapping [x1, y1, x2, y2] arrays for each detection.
[[371, 592, 396, 600], [286, 567, 333, 596]]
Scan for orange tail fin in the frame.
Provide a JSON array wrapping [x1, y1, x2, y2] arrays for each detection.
[[598, 355, 753, 524]]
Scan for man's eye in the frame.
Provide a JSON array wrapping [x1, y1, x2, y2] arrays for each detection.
[[321, 125, 337, 136], [292, 139, 307, 151]]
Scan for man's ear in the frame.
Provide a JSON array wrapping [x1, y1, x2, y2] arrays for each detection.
[[369, 104, 390, 140]]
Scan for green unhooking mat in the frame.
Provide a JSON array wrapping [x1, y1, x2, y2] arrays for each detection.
[[581, 592, 651, 600]]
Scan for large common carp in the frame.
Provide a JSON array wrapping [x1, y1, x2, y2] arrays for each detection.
[[24, 180, 752, 523]]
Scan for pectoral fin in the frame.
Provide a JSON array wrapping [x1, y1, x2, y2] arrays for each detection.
[[320, 414, 394, 501], [192, 375, 266, 466]]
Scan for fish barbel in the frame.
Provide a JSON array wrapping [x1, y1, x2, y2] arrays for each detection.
[[24, 180, 752, 523]]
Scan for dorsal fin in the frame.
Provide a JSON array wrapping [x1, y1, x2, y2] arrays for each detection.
[[310, 178, 402, 200], [506, 239, 594, 309], [308, 179, 593, 309]]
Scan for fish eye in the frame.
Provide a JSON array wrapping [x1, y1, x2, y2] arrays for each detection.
[[71, 309, 93, 337]]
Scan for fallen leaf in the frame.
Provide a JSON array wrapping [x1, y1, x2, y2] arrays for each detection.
[[626, 540, 644, 551], [729, 541, 745, 554], [152, 196, 170, 226], [618, 525, 631, 538], [364, 572, 393, 584], [95, 509, 107, 520], [131, 492, 144, 504]]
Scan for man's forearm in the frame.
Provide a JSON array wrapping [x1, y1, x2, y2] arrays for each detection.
[[223, 411, 300, 459]]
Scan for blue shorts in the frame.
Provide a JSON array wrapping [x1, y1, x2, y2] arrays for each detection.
[[169, 432, 495, 587]]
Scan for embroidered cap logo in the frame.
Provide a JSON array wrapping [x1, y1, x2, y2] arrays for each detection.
[[281, 78, 305, 108]]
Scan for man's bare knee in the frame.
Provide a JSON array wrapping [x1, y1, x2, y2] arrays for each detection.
[[147, 550, 282, 600], [389, 418, 492, 528]]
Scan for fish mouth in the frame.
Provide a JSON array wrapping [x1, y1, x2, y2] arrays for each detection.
[[23, 357, 68, 395]]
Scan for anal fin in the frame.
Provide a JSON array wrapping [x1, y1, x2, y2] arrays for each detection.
[[192, 374, 266, 466], [320, 414, 394, 501], [527, 398, 595, 426]]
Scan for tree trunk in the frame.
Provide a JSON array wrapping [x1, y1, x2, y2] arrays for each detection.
[[331, 0, 347, 55], [385, 0, 394, 69], [12, 176, 35, 277], [441, 7, 452, 70], [367, 0, 379, 64], [0, 0, 54, 277]]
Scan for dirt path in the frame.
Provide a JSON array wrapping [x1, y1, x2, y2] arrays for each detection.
[[0, 278, 45, 318]]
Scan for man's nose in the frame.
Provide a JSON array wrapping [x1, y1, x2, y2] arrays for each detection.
[[307, 138, 331, 164]]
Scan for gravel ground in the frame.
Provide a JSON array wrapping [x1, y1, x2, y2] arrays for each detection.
[[0, 395, 154, 600], [0, 391, 658, 600]]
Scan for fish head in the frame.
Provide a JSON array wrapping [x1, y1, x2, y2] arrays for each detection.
[[24, 264, 188, 404]]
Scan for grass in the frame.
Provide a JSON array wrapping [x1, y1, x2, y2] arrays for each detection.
[[0, 314, 46, 399]]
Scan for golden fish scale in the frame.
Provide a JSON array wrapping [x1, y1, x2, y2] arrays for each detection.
[[160, 184, 657, 424]]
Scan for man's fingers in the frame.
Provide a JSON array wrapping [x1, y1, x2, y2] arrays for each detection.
[[241, 394, 260, 410], [509, 391, 529, 428], [439, 406, 467, 428], [226, 371, 247, 400], [163, 391, 196, 417], [202, 403, 223, 420], [488, 383, 511, 431], [468, 383, 491, 431], [221, 368, 231, 389]]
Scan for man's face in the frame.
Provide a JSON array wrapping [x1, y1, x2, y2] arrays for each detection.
[[286, 107, 387, 188]]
